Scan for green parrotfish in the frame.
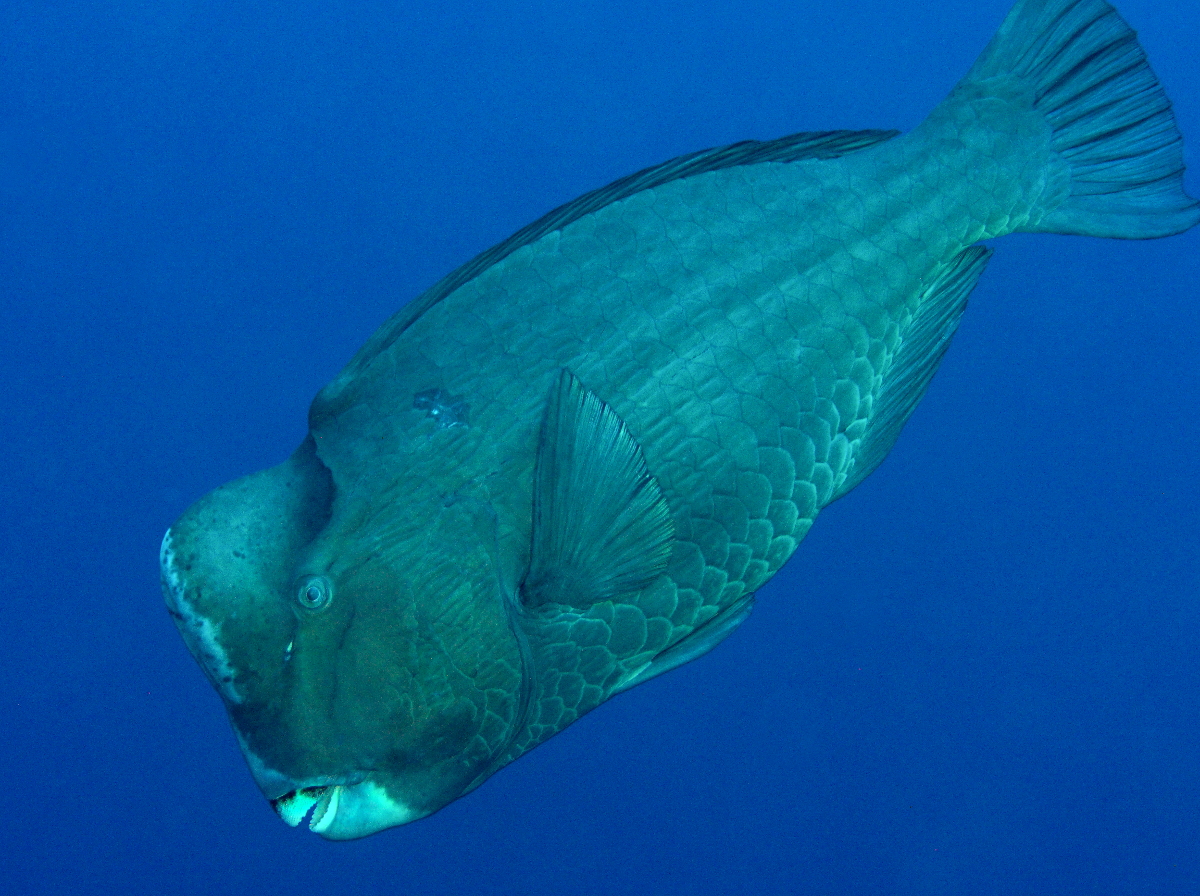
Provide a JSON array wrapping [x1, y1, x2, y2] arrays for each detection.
[[162, 0, 1198, 839]]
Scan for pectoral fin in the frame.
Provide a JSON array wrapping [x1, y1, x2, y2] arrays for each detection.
[[521, 369, 674, 610]]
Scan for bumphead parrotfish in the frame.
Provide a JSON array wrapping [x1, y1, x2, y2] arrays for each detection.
[[162, 0, 1198, 839]]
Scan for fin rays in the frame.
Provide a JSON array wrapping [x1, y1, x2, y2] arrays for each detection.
[[522, 370, 674, 610]]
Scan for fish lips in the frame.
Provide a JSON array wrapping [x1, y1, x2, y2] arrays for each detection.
[[269, 778, 424, 840]]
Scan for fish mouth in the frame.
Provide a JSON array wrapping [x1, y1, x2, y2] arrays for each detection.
[[271, 784, 344, 833], [269, 778, 423, 839]]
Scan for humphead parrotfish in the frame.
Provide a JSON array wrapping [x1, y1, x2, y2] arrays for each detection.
[[161, 0, 1198, 839]]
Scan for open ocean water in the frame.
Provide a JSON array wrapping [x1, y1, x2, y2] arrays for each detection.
[[2, 1, 1198, 893]]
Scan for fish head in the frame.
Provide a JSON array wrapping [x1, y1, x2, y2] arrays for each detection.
[[161, 436, 526, 839]]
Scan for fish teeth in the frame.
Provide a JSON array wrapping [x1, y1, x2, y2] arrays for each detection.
[[308, 786, 341, 833], [270, 787, 326, 828]]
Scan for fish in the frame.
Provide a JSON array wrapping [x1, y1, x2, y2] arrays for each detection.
[[161, 0, 1198, 839]]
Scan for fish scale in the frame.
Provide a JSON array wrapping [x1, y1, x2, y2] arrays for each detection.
[[382, 152, 964, 754], [399, 95, 1050, 740]]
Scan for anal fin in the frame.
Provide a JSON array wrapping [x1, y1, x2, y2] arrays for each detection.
[[521, 369, 674, 610], [834, 245, 992, 500]]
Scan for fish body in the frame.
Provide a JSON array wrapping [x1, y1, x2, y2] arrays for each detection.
[[162, 0, 1198, 838]]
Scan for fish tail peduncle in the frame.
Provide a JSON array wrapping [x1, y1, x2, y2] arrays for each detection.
[[922, 0, 1199, 240]]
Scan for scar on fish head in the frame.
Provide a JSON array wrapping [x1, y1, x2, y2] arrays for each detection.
[[413, 388, 469, 428]]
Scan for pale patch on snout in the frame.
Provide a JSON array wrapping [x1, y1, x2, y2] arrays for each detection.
[[160, 529, 244, 704]]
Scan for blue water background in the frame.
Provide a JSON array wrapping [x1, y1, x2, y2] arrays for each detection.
[[3, 1, 1198, 893]]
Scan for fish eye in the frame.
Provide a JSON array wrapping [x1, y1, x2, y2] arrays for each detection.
[[296, 576, 332, 610]]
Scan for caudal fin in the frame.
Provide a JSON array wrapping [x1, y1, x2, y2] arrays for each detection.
[[967, 0, 1199, 238]]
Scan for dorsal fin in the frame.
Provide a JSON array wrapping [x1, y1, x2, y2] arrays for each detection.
[[833, 245, 993, 501], [521, 370, 674, 610], [334, 129, 900, 383]]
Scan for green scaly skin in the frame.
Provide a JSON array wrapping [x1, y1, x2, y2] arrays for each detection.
[[303, 80, 1054, 766], [162, 0, 1198, 836]]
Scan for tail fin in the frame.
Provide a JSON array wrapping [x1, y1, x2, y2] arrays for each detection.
[[967, 0, 1199, 238]]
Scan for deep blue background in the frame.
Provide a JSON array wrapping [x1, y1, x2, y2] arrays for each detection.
[[3, 1, 1198, 893]]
